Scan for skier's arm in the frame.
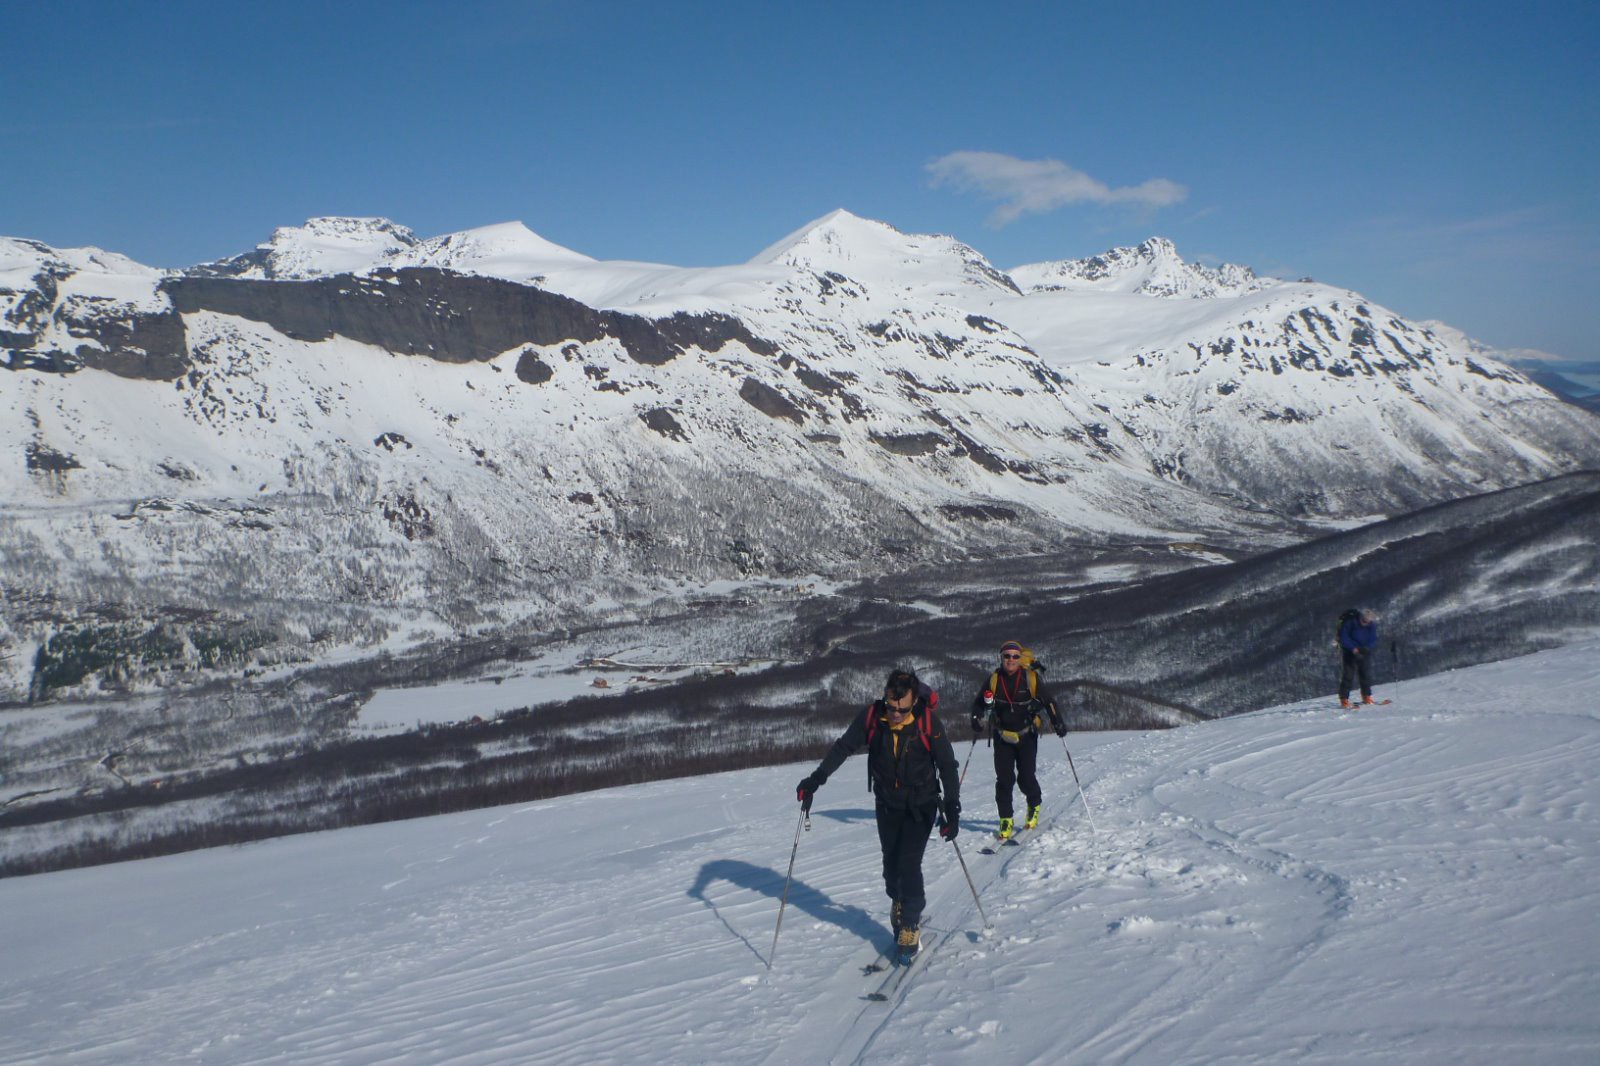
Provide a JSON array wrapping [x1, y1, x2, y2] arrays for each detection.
[[1035, 679, 1067, 736], [931, 715, 961, 817], [969, 680, 994, 732], [804, 710, 869, 790]]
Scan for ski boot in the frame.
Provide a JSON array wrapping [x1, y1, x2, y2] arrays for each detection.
[[996, 817, 1014, 840], [1025, 804, 1041, 830], [1339, 698, 1352, 709], [1361, 695, 1376, 705], [896, 923, 921, 959]]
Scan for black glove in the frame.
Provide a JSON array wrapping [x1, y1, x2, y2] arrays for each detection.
[[970, 713, 984, 734], [939, 809, 960, 840], [1052, 717, 1067, 738], [796, 776, 819, 812]]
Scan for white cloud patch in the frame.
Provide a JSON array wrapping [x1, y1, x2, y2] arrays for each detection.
[[927, 151, 1187, 225]]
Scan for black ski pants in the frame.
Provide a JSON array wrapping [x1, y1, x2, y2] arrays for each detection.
[[875, 800, 937, 927], [993, 731, 1042, 819], [1340, 648, 1373, 699]]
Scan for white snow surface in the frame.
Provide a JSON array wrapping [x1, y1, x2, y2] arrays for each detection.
[[3, 643, 1597, 1065]]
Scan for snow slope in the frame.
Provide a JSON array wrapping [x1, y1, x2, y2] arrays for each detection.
[[3, 642, 1596, 1065]]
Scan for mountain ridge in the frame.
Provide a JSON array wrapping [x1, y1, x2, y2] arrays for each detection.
[[2, 212, 1597, 703]]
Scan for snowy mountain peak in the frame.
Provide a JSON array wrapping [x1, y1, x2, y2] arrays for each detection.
[[191, 216, 421, 280], [748, 208, 905, 266], [750, 209, 1020, 296], [1012, 237, 1272, 299], [0, 236, 163, 281], [392, 221, 594, 282]]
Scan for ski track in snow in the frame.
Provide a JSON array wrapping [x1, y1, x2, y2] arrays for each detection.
[[2, 644, 1599, 1065]]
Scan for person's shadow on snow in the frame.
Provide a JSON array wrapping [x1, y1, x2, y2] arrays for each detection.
[[688, 857, 884, 965], [811, 807, 874, 825]]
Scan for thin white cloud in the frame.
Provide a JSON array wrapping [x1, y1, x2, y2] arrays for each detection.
[[927, 151, 1187, 225]]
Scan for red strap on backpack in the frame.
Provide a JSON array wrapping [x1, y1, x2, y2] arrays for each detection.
[[865, 700, 932, 751]]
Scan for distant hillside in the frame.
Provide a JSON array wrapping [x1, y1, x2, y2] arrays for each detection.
[[4, 473, 1595, 875]]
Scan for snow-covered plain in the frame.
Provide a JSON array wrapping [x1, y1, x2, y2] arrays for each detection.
[[3, 644, 1598, 1065]]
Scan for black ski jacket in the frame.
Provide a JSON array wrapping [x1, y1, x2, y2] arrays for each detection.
[[807, 698, 960, 813], [973, 668, 1062, 737]]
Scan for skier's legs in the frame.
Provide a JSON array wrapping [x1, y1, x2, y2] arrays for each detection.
[[891, 803, 937, 927], [875, 801, 902, 902], [1015, 732, 1043, 809], [992, 741, 1019, 818], [1339, 650, 1358, 700], [1355, 652, 1373, 698]]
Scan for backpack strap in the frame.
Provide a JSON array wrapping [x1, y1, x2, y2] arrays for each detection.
[[994, 669, 1039, 704]]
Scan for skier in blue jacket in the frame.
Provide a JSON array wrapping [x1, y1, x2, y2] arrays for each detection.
[[1338, 608, 1381, 707]]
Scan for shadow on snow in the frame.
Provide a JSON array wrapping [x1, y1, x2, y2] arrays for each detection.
[[688, 857, 884, 964]]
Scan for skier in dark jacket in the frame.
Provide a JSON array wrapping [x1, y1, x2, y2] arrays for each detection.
[[1338, 608, 1381, 707], [971, 641, 1065, 840], [797, 668, 960, 956]]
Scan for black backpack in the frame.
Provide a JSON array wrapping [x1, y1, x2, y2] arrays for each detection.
[[1334, 608, 1361, 647]]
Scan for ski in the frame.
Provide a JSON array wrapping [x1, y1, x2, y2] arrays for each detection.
[[980, 811, 1060, 854], [865, 919, 929, 975], [979, 827, 1025, 854], [1339, 699, 1392, 708], [864, 927, 948, 1002], [980, 823, 1039, 853], [861, 940, 897, 975]]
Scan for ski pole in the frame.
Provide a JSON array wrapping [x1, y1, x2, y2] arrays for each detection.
[[767, 806, 810, 970], [947, 833, 989, 929], [959, 735, 978, 786], [1057, 734, 1099, 836]]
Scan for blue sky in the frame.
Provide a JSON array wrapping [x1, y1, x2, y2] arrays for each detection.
[[3, 1, 1596, 358]]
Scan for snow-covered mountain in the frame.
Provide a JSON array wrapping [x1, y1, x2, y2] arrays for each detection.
[[4, 641, 1596, 1064], [2, 212, 1597, 701], [188, 216, 425, 280], [1009, 235, 1271, 298]]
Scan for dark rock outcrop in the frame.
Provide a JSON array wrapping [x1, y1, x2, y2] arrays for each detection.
[[869, 431, 944, 456], [163, 269, 772, 368], [738, 377, 806, 424], [639, 408, 689, 441]]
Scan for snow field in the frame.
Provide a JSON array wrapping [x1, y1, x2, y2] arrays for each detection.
[[1, 643, 1597, 1064]]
